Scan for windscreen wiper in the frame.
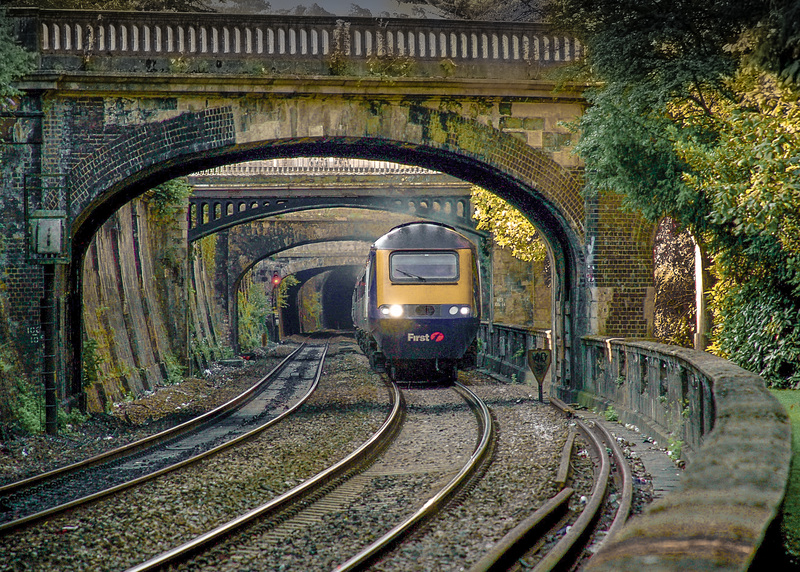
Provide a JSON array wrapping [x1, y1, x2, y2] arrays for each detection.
[[395, 268, 426, 281]]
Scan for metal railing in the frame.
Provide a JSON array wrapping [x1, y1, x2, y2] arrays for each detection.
[[477, 322, 551, 383]]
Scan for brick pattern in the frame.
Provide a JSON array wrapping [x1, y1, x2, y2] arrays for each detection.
[[585, 189, 655, 336], [2, 89, 655, 407], [408, 105, 585, 237], [68, 107, 235, 216]]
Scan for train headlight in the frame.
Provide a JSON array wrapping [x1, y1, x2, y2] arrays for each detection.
[[380, 304, 404, 318], [460, 306, 471, 316], [448, 306, 459, 316]]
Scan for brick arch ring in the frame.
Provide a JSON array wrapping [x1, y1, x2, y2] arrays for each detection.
[[67, 103, 585, 254]]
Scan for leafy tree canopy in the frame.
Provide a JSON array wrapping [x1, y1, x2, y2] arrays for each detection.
[[0, 10, 34, 107], [546, 0, 800, 385], [471, 186, 547, 262]]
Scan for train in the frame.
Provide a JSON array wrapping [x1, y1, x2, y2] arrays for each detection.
[[352, 222, 481, 382]]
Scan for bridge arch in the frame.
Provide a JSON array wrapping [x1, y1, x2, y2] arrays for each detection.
[[222, 220, 401, 351], [67, 99, 587, 390]]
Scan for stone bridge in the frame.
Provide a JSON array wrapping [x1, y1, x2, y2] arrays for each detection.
[[216, 216, 415, 349], [6, 8, 610, 401], [265, 242, 369, 336], [186, 158, 477, 240]]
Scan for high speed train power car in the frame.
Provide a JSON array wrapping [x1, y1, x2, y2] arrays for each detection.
[[352, 222, 481, 382]]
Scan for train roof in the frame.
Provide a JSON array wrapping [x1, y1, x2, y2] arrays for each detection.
[[373, 222, 474, 250]]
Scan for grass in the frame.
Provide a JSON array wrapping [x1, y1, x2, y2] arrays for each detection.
[[770, 389, 800, 564]]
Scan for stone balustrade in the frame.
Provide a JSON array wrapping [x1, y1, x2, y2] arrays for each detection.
[[576, 337, 791, 570], [193, 158, 437, 177], [10, 8, 581, 78]]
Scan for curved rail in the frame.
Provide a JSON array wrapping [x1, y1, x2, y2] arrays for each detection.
[[0, 345, 306, 496], [532, 413, 609, 571], [125, 378, 405, 572], [0, 344, 324, 534], [468, 487, 574, 572], [592, 419, 633, 543], [333, 380, 495, 572]]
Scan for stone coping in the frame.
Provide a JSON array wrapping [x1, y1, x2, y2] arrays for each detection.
[[581, 338, 791, 571]]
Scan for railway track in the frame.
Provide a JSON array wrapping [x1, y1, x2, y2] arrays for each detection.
[[469, 395, 634, 572], [1, 343, 637, 571], [123, 380, 493, 571], [0, 343, 325, 533]]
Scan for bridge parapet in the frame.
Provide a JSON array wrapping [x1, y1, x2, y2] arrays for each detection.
[[11, 8, 581, 79], [478, 322, 551, 384], [578, 337, 791, 571]]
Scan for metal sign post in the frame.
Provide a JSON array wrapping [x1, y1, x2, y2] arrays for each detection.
[[527, 349, 551, 403]]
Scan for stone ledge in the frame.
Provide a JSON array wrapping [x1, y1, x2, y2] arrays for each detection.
[[579, 338, 791, 571]]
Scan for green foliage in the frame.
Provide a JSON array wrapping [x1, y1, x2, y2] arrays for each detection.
[[13, 378, 44, 433], [768, 389, 800, 561], [604, 405, 619, 423], [367, 54, 416, 78], [710, 277, 800, 388], [471, 186, 547, 262], [162, 351, 185, 385], [301, 287, 323, 331], [82, 338, 105, 388], [667, 436, 684, 460], [238, 280, 271, 351], [548, 0, 800, 386], [275, 274, 299, 310], [145, 178, 193, 218], [0, 9, 35, 107], [674, 71, 800, 292]]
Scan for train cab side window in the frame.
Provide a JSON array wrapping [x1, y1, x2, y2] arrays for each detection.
[[389, 251, 459, 283]]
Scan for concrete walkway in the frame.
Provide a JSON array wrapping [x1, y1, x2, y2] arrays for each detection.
[[572, 408, 684, 500]]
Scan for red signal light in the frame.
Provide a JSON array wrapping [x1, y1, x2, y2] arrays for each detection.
[[271, 272, 282, 286]]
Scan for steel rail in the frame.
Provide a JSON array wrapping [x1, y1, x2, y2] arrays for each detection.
[[333, 380, 495, 572], [468, 487, 574, 572], [592, 419, 633, 543], [124, 378, 405, 572], [534, 396, 611, 572], [0, 343, 323, 534], [0, 344, 306, 496]]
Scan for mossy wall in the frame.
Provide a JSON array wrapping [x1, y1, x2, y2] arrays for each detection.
[[81, 197, 226, 411]]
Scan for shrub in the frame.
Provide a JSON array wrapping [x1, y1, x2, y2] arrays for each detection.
[[710, 277, 800, 388]]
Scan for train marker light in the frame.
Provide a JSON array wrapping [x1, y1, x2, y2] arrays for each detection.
[[449, 306, 459, 315]]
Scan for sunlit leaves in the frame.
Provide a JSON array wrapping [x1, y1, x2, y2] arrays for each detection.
[[470, 186, 547, 262], [675, 70, 800, 291]]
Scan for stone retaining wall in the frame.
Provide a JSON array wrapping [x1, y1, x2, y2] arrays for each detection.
[[572, 337, 791, 570]]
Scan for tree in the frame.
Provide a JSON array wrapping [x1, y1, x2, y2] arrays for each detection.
[[471, 186, 547, 262], [546, 0, 800, 386]]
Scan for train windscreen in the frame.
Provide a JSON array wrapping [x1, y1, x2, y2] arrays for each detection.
[[389, 251, 459, 283]]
